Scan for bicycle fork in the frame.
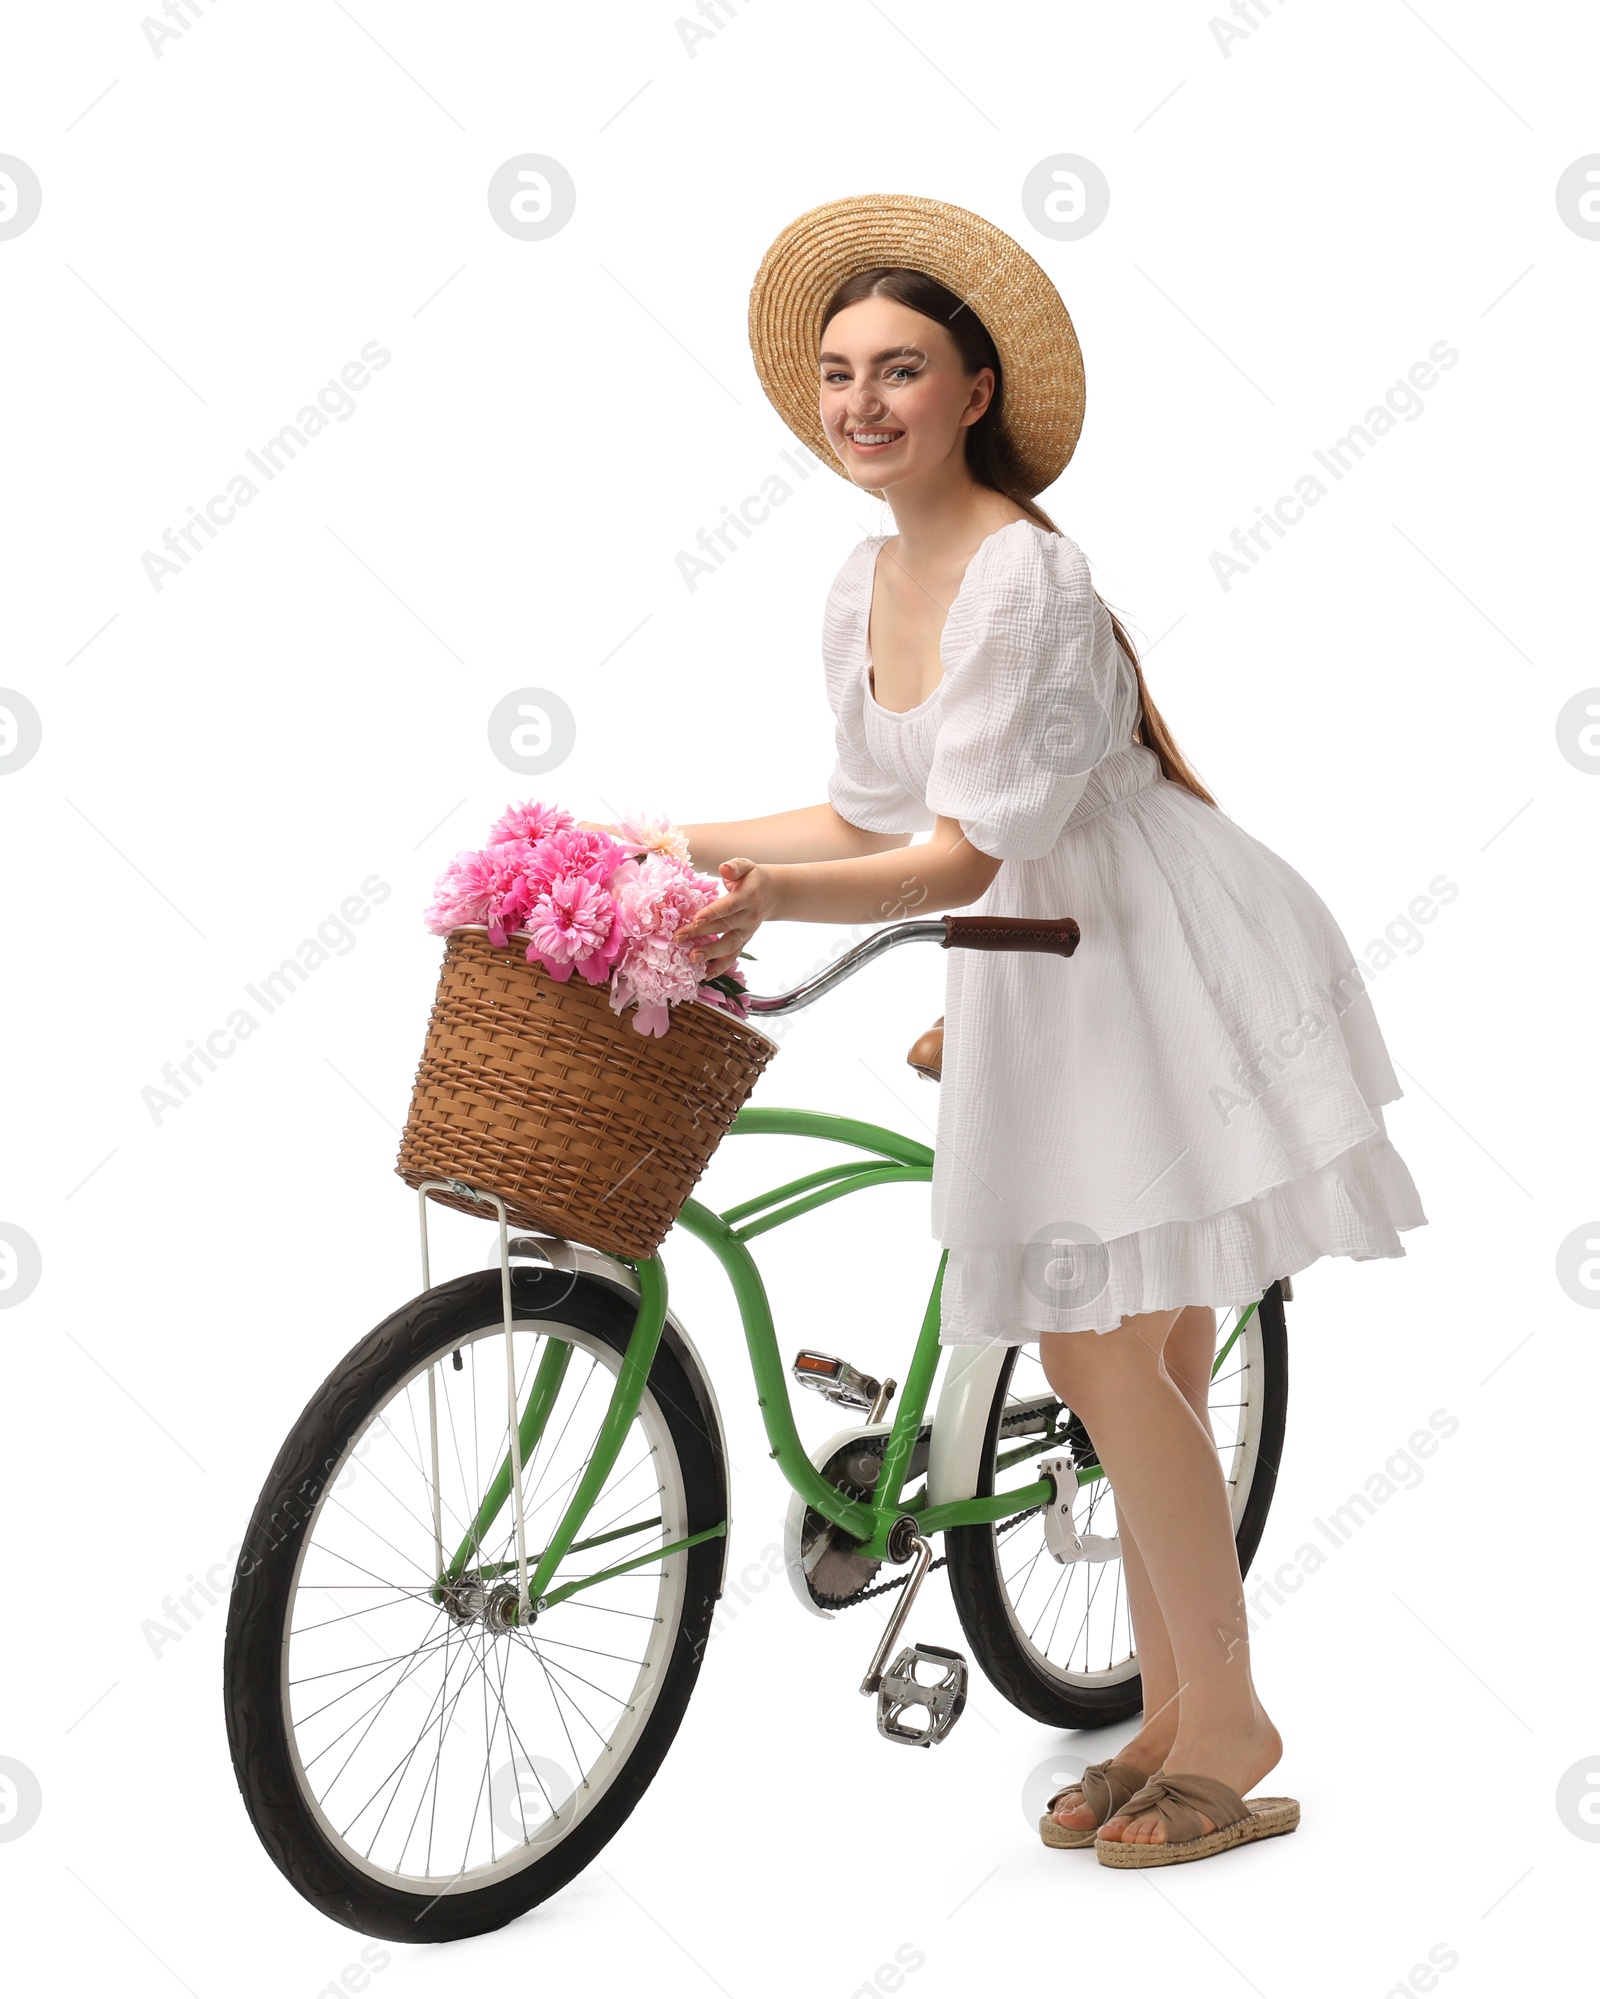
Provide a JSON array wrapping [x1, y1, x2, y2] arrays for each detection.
[[417, 1181, 533, 1625], [415, 1186, 679, 1630]]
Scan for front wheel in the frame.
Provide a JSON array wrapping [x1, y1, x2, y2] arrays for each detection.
[[945, 1285, 1288, 1730], [223, 1266, 727, 1941]]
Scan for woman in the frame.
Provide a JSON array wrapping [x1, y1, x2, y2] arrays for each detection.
[[669, 195, 1426, 1866]]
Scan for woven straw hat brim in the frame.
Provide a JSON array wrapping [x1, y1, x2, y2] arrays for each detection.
[[748, 192, 1085, 497]]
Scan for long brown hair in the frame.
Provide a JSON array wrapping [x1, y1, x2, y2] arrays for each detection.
[[821, 266, 1217, 809]]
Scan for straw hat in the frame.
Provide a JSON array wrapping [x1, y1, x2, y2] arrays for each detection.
[[747, 192, 1086, 497]]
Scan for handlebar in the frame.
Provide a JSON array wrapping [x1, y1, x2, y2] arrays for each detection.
[[743, 913, 1080, 1017]]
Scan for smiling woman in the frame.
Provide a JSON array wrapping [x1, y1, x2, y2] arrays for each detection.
[[679, 191, 1431, 1867]]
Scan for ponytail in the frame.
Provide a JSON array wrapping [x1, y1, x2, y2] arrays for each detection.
[[1002, 495, 1219, 809]]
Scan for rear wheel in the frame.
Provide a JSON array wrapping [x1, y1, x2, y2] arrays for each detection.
[[223, 1267, 726, 1941], [945, 1284, 1288, 1729]]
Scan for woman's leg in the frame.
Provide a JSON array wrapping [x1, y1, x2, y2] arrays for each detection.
[[1111, 1304, 1221, 1753], [1162, 1303, 1221, 1425], [1037, 1311, 1181, 1829], [1097, 1304, 1223, 1742], [1039, 1305, 1281, 1846], [1041, 1306, 1220, 1830]]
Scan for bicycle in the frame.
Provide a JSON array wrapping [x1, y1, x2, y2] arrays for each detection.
[[222, 912, 1289, 1941]]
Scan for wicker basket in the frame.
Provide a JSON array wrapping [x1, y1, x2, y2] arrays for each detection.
[[396, 927, 778, 1260]]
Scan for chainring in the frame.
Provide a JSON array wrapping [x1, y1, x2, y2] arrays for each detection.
[[794, 1431, 906, 1608]]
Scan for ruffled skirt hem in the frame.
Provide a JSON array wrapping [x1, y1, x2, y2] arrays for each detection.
[[936, 1128, 1427, 1344]]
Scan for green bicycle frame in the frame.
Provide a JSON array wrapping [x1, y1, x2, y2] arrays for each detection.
[[438, 1105, 1260, 1608]]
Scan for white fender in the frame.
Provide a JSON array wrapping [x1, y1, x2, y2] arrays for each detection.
[[926, 1343, 1010, 1506]]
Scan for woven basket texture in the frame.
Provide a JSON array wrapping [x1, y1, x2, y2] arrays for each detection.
[[396, 928, 777, 1260]]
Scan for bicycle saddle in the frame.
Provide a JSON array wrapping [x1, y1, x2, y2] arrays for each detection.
[[907, 1016, 943, 1082]]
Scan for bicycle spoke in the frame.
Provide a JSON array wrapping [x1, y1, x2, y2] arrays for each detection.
[[486, 1639, 571, 1857], [517, 1631, 654, 1668], [376, 1391, 480, 1551], [292, 1591, 434, 1635], [515, 1637, 620, 1750], [513, 1630, 588, 1778], [1025, 1560, 1067, 1647], [322, 1490, 438, 1588], [356, 1614, 502, 1857], [301, 1545, 426, 1594], [313, 1618, 460, 1791], [521, 1644, 636, 1714], [558, 1599, 661, 1623], [300, 1627, 458, 1768], [297, 1621, 458, 1744]]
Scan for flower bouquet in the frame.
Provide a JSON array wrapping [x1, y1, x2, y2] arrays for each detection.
[[423, 800, 750, 1036], [399, 800, 776, 1260]]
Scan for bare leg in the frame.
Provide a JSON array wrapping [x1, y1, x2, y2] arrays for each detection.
[[1114, 1304, 1220, 1756], [1163, 1303, 1220, 1426], [1040, 1306, 1218, 1831], [1039, 1306, 1281, 1846]]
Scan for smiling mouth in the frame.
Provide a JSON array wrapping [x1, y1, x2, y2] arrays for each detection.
[[847, 429, 904, 449]]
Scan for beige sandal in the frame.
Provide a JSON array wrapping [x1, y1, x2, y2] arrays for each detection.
[[1094, 1771, 1300, 1867], [1038, 1757, 1153, 1849]]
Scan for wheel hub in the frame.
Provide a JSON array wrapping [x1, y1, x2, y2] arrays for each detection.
[[440, 1578, 527, 1631]]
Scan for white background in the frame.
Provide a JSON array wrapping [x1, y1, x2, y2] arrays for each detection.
[[2, 2, 1595, 1993]]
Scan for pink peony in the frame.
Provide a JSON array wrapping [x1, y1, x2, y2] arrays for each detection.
[[609, 931, 706, 1035], [611, 851, 719, 939], [523, 874, 625, 985], [424, 840, 538, 943], [523, 825, 632, 896], [487, 799, 576, 846], [607, 853, 730, 1032], [613, 809, 692, 864]]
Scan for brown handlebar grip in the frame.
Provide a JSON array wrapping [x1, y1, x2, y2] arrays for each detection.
[[941, 914, 1080, 957]]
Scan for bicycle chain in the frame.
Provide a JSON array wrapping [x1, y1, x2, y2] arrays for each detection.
[[827, 1500, 1047, 1610]]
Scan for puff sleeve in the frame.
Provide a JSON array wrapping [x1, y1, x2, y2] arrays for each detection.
[[820, 539, 937, 835], [923, 527, 1117, 862]]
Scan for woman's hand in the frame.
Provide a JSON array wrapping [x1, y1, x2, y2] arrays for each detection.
[[676, 857, 776, 980]]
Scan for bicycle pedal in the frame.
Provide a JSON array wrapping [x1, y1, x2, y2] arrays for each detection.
[[1039, 1452, 1121, 1565], [876, 1642, 968, 1747], [791, 1349, 884, 1415]]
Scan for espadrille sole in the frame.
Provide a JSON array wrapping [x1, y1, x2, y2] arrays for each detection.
[[1095, 1797, 1300, 1867], [1038, 1757, 1155, 1850]]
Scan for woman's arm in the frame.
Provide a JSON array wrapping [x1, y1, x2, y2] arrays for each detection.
[[680, 802, 912, 871], [676, 816, 1002, 979]]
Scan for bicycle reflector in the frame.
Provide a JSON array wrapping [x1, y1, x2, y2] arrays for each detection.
[[790, 1349, 886, 1414]]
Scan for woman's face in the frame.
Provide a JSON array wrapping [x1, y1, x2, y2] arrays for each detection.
[[817, 295, 993, 491]]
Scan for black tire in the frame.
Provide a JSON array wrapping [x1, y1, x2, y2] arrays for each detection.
[[945, 1284, 1289, 1730], [223, 1267, 726, 1942]]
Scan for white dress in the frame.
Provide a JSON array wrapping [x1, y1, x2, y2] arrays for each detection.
[[820, 516, 1428, 1344]]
